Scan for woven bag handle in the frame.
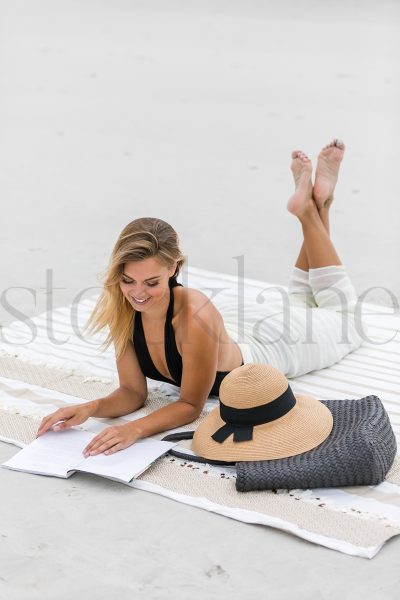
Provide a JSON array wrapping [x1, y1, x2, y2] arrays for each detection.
[[161, 431, 236, 466]]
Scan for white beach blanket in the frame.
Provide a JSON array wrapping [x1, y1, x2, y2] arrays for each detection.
[[0, 265, 399, 559]]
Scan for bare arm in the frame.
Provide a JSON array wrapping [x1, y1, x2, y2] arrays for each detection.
[[81, 300, 220, 456], [92, 339, 148, 417], [131, 299, 220, 437], [90, 385, 146, 418], [36, 340, 147, 436]]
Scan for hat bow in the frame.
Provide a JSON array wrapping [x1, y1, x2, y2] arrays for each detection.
[[211, 385, 297, 444]]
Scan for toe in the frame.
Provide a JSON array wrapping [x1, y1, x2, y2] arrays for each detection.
[[292, 150, 301, 159], [334, 138, 345, 149]]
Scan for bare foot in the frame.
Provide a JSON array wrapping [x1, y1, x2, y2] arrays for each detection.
[[313, 139, 345, 209], [287, 150, 313, 217]]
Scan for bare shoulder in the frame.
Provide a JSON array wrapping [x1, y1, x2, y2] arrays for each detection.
[[174, 286, 222, 321]]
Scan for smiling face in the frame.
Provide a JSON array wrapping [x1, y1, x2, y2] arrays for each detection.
[[119, 256, 177, 311]]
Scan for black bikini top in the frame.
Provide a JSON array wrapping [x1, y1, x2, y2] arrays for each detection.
[[133, 277, 242, 397]]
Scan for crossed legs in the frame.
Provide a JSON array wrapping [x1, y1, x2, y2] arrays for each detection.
[[287, 139, 345, 270], [286, 140, 360, 312]]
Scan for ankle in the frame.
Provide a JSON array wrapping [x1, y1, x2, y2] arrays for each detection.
[[297, 200, 320, 224], [317, 207, 330, 233]]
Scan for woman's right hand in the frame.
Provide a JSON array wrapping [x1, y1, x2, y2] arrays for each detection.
[[35, 401, 98, 438]]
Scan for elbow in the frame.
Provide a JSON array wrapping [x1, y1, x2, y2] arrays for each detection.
[[137, 391, 147, 406], [185, 402, 203, 422], [121, 386, 147, 412], [136, 394, 147, 410], [191, 408, 202, 421]]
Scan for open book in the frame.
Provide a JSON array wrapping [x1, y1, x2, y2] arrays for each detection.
[[1, 428, 177, 485]]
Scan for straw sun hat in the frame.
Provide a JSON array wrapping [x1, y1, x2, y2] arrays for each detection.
[[191, 364, 334, 462]]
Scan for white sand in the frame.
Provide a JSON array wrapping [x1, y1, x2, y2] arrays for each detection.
[[0, 0, 399, 597]]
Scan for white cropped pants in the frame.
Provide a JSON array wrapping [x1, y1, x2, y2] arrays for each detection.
[[217, 265, 363, 379]]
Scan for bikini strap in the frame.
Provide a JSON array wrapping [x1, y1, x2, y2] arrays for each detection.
[[164, 278, 183, 383]]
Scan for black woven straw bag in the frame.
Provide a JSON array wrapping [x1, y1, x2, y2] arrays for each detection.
[[162, 395, 397, 491]]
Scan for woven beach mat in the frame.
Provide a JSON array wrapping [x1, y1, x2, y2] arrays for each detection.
[[1, 265, 400, 558], [1, 357, 400, 559]]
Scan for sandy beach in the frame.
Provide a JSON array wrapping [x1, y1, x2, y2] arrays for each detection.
[[1, 0, 400, 597]]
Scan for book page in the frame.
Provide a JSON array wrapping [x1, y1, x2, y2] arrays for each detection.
[[2, 429, 176, 482], [77, 438, 176, 483], [2, 429, 94, 477]]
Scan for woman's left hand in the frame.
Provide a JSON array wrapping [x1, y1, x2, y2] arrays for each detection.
[[82, 423, 142, 457]]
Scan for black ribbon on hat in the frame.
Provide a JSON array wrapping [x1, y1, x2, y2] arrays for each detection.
[[211, 385, 297, 443]]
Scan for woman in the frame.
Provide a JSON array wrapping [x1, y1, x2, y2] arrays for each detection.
[[36, 139, 362, 457]]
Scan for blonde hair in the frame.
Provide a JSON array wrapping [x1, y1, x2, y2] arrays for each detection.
[[84, 217, 185, 360]]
